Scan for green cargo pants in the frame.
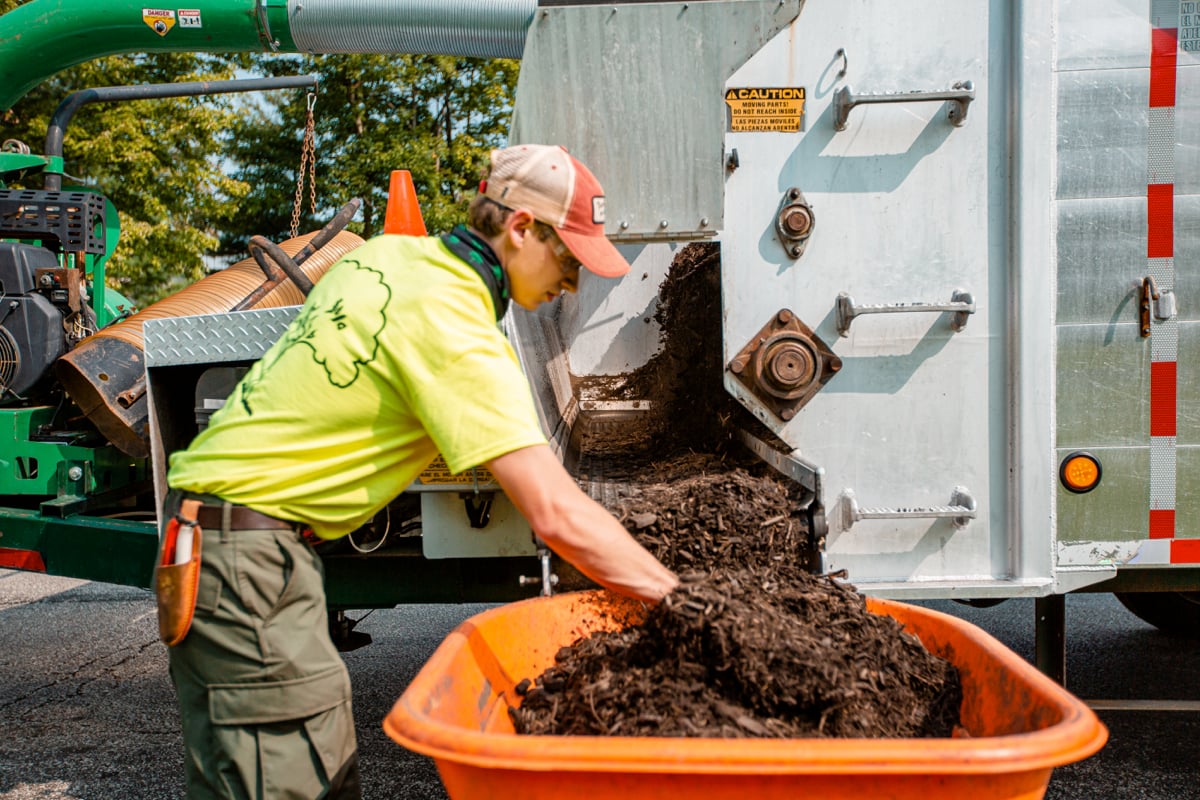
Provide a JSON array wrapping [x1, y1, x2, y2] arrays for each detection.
[[165, 497, 360, 799]]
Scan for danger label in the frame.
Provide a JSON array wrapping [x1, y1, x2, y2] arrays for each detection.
[[142, 8, 176, 36], [178, 9, 202, 28], [417, 455, 496, 486], [724, 87, 806, 132]]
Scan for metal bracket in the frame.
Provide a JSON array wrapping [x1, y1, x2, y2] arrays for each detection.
[[839, 486, 977, 531], [257, 0, 280, 51], [518, 545, 560, 596], [736, 429, 821, 495], [775, 187, 815, 259], [40, 461, 92, 517], [462, 492, 493, 529], [836, 289, 975, 337], [728, 309, 842, 421], [833, 81, 975, 131]]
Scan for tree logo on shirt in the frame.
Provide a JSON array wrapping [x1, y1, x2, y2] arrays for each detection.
[[238, 261, 391, 414]]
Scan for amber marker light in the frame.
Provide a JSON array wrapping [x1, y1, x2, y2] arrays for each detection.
[[1060, 452, 1102, 494]]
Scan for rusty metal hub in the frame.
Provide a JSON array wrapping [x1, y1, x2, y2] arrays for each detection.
[[756, 334, 817, 398], [728, 309, 840, 421]]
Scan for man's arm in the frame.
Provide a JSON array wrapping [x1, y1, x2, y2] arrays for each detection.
[[485, 444, 679, 603]]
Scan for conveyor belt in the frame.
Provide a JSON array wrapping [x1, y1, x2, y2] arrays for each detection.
[[566, 406, 657, 506]]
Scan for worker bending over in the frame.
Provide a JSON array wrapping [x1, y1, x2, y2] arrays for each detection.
[[161, 144, 679, 799]]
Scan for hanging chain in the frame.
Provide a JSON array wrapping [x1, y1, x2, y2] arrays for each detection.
[[291, 91, 318, 239]]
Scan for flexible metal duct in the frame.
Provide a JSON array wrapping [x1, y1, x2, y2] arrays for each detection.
[[286, 0, 534, 59], [0, 0, 536, 111]]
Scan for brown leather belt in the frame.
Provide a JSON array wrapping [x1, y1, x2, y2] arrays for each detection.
[[194, 504, 298, 532]]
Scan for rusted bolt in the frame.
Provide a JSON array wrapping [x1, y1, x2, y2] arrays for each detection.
[[777, 309, 793, 324], [780, 206, 812, 237], [730, 356, 748, 374], [780, 408, 796, 420]]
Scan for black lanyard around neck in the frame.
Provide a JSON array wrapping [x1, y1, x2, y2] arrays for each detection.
[[441, 225, 509, 321]]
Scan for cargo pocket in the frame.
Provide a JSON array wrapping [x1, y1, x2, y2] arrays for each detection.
[[302, 698, 359, 791], [207, 663, 350, 726], [208, 664, 356, 797]]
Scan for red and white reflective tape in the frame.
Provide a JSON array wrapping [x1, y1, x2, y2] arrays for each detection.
[[1147, 2, 1194, 562]]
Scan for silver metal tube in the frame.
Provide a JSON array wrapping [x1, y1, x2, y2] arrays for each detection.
[[286, 0, 536, 59]]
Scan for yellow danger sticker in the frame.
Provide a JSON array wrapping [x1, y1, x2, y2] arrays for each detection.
[[143, 8, 176, 36], [724, 87, 806, 133], [417, 455, 497, 486]]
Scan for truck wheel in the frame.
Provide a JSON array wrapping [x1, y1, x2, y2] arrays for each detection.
[[1113, 591, 1200, 637]]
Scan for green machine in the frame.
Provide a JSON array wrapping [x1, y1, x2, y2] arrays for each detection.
[[0, 78, 554, 610], [0, 0, 553, 630], [0, 134, 154, 582]]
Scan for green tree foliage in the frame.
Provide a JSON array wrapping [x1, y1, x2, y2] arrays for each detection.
[[1, 0, 519, 303], [221, 53, 519, 252], [1, 0, 247, 306]]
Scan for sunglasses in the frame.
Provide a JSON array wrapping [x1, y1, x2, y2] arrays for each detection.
[[540, 228, 583, 278]]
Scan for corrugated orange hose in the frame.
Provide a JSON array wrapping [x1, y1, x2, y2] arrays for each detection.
[[56, 230, 365, 457], [92, 229, 364, 348]]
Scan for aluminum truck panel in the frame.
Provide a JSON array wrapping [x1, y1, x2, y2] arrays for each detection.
[[1052, 1, 1200, 568], [504, 0, 1200, 592], [718, 0, 1012, 591]]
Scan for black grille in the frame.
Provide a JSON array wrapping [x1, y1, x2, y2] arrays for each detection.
[[0, 189, 107, 254]]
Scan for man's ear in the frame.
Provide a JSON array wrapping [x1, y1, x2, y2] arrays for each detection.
[[505, 209, 537, 249]]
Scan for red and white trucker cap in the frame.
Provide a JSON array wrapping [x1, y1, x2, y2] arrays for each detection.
[[480, 144, 630, 278]]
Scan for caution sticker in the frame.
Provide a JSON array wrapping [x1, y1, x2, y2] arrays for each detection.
[[178, 9, 202, 29], [142, 8, 176, 36], [417, 455, 497, 486], [724, 87, 806, 133]]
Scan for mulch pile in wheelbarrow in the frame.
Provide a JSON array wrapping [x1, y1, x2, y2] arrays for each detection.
[[510, 463, 963, 739], [509, 242, 963, 739]]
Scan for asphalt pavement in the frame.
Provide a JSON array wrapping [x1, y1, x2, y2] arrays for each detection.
[[0, 569, 1197, 799]]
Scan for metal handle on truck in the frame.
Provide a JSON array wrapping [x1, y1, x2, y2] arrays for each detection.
[[1139, 275, 1178, 337], [832, 81, 975, 131], [839, 487, 977, 531], [836, 289, 975, 337]]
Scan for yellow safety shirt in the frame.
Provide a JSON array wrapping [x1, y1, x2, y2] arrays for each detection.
[[167, 234, 547, 539]]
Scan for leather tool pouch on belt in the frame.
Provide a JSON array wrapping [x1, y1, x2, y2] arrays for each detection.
[[154, 498, 203, 646]]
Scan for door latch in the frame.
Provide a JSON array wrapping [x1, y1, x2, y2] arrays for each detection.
[[1139, 276, 1177, 337]]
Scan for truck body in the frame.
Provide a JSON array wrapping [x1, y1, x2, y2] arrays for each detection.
[[2, 0, 1198, 664], [508, 0, 1200, 644]]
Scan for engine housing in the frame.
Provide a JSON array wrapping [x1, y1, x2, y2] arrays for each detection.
[[0, 242, 69, 404]]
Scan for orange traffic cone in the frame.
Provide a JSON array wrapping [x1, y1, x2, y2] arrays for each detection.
[[383, 169, 427, 236]]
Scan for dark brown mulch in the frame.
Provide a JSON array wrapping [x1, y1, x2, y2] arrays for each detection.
[[509, 243, 963, 739], [510, 570, 962, 739]]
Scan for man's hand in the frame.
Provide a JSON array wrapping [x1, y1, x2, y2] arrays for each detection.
[[486, 445, 678, 602]]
